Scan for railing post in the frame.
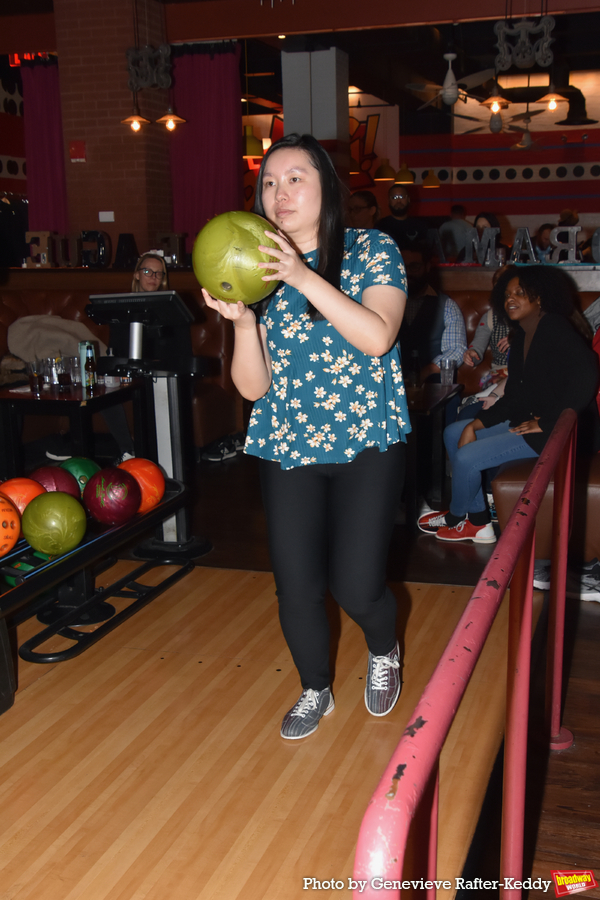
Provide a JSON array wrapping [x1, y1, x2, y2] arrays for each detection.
[[427, 764, 439, 900], [546, 426, 576, 750], [500, 532, 535, 900]]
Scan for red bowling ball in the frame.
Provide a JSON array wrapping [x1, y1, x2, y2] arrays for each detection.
[[82, 467, 141, 526], [29, 465, 81, 499]]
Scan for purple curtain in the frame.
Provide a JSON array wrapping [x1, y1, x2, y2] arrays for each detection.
[[21, 57, 69, 234], [170, 43, 243, 254]]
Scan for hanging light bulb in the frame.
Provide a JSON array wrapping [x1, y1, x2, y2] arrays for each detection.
[[480, 84, 510, 112], [535, 85, 567, 112], [156, 107, 186, 131], [121, 103, 150, 132]]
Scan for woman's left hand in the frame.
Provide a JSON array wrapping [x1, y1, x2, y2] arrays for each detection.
[[509, 417, 542, 435], [258, 230, 309, 293]]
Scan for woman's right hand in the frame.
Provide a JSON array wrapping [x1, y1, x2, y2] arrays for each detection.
[[463, 348, 480, 367], [201, 289, 256, 329]]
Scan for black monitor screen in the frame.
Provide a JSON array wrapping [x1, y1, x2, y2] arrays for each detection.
[[86, 290, 194, 327]]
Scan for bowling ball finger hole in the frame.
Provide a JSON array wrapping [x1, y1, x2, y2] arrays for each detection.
[[220, 282, 233, 292]]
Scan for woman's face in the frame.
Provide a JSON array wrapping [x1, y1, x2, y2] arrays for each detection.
[[504, 277, 540, 323], [260, 147, 322, 249], [136, 257, 164, 292]]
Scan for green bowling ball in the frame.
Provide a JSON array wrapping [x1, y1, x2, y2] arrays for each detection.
[[60, 457, 101, 494], [192, 210, 280, 304], [22, 492, 87, 557]]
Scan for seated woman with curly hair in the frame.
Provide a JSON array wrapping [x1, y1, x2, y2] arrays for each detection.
[[418, 265, 600, 543]]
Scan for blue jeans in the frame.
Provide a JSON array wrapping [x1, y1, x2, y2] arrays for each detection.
[[444, 418, 539, 518]]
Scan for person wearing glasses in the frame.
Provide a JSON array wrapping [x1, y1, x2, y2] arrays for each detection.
[[132, 252, 168, 292], [346, 190, 379, 230]]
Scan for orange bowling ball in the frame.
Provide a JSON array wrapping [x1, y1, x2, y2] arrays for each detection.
[[117, 457, 166, 514], [0, 477, 47, 517], [0, 494, 21, 557]]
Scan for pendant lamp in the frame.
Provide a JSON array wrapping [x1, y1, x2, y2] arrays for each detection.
[[373, 158, 396, 181], [395, 162, 414, 184], [423, 169, 440, 188]]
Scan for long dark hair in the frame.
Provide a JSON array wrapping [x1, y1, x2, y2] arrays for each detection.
[[253, 133, 346, 320], [491, 264, 592, 340]]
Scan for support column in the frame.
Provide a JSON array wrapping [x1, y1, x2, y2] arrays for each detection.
[[281, 47, 350, 176], [53, 0, 172, 255]]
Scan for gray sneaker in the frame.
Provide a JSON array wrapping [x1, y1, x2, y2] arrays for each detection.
[[533, 560, 551, 591], [565, 572, 600, 602], [280, 687, 334, 740], [365, 642, 402, 717]]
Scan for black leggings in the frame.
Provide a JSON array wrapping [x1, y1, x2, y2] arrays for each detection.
[[259, 443, 405, 691]]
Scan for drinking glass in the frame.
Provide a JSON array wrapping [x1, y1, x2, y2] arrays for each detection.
[[69, 356, 82, 385], [26, 360, 44, 395], [440, 359, 455, 386]]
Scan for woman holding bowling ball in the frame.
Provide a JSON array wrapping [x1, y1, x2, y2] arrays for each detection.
[[202, 133, 409, 739]]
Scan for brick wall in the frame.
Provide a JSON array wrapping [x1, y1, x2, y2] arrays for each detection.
[[54, 0, 172, 254]]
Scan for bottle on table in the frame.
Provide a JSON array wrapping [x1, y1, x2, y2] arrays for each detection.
[[84, 344, 97, 397]]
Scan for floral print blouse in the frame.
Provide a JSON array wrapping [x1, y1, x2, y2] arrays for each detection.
[[245, 228, 410, 470]]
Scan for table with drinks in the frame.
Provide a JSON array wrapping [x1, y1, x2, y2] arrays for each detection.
[[0, 371, 150, 481]]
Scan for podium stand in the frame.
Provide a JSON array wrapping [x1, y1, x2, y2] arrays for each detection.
[[87, 290, 211, 559]]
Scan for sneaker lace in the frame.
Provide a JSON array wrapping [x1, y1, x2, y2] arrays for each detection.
[[370, 655, 400, 691], [426, 513, 447, 528], [291, 689, 320, 718]]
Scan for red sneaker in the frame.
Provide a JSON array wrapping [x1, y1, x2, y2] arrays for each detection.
[[417, 509, 449, 534], [436, 519, 496, 544]]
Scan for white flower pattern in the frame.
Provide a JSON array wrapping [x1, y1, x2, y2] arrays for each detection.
[[245, 229, 411, 470]]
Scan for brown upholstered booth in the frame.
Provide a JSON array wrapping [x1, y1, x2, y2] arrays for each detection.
[[492, 455, 600, 562]]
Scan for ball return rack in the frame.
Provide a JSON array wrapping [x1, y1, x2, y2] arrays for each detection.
[[0, 480, 193, 715]]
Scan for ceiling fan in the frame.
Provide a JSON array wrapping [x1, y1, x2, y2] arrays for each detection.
[[405, 52, 495, 110], [510, 113, 542, 149]]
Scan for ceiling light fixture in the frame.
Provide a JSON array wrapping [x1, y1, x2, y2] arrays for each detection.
[[156, 107, 186, 131], [373, 158, 396, 181], [480, 84, 510, 111], [423, 169, 440, 188], [535, 84, 568, 111], [395, 162, 414, 184], [121, 98, 151, 132]]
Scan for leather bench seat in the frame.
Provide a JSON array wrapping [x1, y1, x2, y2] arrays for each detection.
[[492, 454, 600, 562]]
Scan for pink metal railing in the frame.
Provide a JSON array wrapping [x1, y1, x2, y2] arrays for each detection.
[[354, 409, 577, 900]]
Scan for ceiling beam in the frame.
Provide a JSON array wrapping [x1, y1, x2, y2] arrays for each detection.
[[164, 0, 600, 42]]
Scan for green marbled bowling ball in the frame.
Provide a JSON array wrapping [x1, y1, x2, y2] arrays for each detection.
[[192, 210, 280, 304], [60, 457, 101, 495], [21, 491, 87, 556]]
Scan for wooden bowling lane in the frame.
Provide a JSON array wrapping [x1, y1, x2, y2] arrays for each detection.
[[2, 563, 516, 900]]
